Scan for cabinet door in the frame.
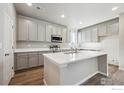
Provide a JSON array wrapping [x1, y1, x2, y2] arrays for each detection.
[[107, 20, 119, 35], [62, 28, 67, 43], [46, 24, 52, 42], [81, 31, 86, 42], [51, 25, 57, 35], [91, 27, 98, 42], [85, 29, 91, 42], [39, 53, 44, 66], [28, 53, 39, 68], [78, 31, 82, 43], [56, 26, 62, 35], [98, 23, 107, 36], [66, 29, 71, 43], [37, 22, 46, 41], [28, 20, 38, 41], [17, 17, 28, 41], [16, 53, 28, 70]]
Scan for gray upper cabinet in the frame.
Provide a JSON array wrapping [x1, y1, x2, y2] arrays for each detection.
[[56, 26, 62, 36], [28, 20, 38, 41], [98, 23, 107, 36], [37, 21, 46, 41], [85, 28, 91, 42], [46, 24, 52, 42], [91, 27, 98, 42], [81, 31, 86, 42], [51, 25, 57, 35], [107, 19, 119, 35], [62, 28, 67, 43], [17, 15, 67, 43], [78, 31, 82, 43], [17, 17, 28, 41], [78, 18, 119, 43], [51, 25, 62, 36]]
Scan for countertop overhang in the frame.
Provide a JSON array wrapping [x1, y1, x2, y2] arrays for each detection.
[[43, 50, 107, 66]]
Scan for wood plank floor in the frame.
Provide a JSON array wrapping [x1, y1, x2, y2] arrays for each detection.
[[9, 66, 44, 85], [9, 64, 118, 85]]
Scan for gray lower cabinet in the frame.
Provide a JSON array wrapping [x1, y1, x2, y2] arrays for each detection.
[[28, 53, 39, 68], [15, 52, 44, 71], [16, 53, 28, 70], [38, 53, 44, 66]]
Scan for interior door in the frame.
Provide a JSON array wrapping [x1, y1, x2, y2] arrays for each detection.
[[3, 12, 14, 85]]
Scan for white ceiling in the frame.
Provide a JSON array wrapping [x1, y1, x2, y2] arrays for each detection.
[[15, 3, 124, 29]]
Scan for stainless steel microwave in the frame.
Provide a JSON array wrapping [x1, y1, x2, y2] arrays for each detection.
[[51, 35, 62, 43]]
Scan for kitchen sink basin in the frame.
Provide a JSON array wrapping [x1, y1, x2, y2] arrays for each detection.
[[64, 51, 81, 54]]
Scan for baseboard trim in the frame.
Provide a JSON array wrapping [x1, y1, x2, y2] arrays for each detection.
[[43, 79, 47, 85], [98, 71, 108, 76], [119, 67, 124, 71], [75, 71, 98, 85], [108, 63, 119, 67], [75, 71, 108, 85]]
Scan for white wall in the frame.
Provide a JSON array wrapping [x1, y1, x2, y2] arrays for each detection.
[[0, 3, 16, 85], [119, 13, 124, 70], [0, 6, 4, 85], [0, 4, 16, 48]]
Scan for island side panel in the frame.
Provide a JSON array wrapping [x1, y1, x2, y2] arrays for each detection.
[[44, 56, 61, 85], [97, 55, 108, 76], [59, 58, 98, 85]]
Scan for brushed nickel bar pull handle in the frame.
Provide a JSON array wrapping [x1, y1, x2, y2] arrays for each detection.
[[5, 53, 9, 56]]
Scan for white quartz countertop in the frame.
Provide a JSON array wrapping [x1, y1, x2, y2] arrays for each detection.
[[43, 50, 107, 66], [14, 48, 51, 53], [14, 48, 71, 53]]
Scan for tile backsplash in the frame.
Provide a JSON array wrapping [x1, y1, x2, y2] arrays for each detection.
[[16, 41, 70, 48]]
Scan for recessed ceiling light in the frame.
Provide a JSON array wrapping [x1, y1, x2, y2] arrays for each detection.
[[27, 3, 32, 6], [112, 6, 118, 11], [79, 22, 82, 25], [60, 14, 65, 18]]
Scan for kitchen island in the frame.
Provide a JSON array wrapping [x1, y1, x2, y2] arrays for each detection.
[[43, 50, 108, 85]]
